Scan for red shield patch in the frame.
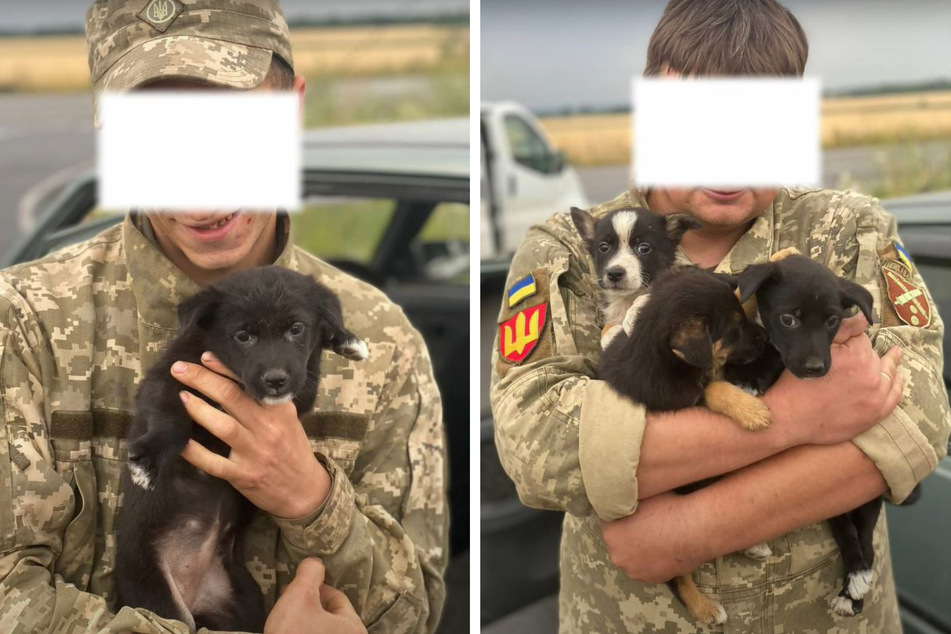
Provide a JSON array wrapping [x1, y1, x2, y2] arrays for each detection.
[[882, 260, 931, 328], [499, 303, 547, 364]]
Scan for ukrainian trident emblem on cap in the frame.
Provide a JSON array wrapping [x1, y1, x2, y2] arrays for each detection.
[[138, 0, 185, 32]]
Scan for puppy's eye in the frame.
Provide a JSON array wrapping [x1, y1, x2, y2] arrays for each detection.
[[598, 242, 611, 253], [233, 330, 255, 344], [826, 316, 840, 329], [779, 314, 799, 328], [288, 323, 305, 336], [636, 242, 652, 255]]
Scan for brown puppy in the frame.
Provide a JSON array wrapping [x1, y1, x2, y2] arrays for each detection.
[[599, 266, 769, 625]]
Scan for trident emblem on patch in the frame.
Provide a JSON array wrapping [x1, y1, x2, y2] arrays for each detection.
[[139, 0, 183, 31], [499, 304, 547, 363]]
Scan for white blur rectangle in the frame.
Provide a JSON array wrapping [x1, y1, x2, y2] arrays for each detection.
[[98, 92, 301, 211], [632, 78, 820, 188]]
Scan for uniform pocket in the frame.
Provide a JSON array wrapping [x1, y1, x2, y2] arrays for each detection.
[[366, 591, 423, 633], [56, 459, 97, 589], [301, 411, 369, 476]]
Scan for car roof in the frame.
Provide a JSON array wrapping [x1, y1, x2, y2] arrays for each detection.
[[302, 117, 469, 181], [884, 190, 951, 225]]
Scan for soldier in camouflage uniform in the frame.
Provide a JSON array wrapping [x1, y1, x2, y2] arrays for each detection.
[[490, 1, 950, 633], [0, 2, 447, 633]]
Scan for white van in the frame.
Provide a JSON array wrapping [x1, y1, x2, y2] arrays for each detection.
[[481, 102, 589, 259]]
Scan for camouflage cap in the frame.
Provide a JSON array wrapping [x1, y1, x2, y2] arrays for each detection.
[[85, 0, 295, 93]]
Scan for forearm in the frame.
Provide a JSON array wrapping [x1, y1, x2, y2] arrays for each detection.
[[0, 550, 198, 634], [684, 442, 886, 567], [636, 403, 792, 499], [274, 456, 445, 634]]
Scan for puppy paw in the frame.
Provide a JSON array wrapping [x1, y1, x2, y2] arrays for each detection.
[[127, 433, 179, 491], [737, 398, 772, 432], [830, 594, 856, 617], [600, 324, 623, 349], [769, 247, 801, 262], [688, 597, 728, 626], [743, 542, 773, 559], [847, 569, 873, 600], [127, 446, 157, 491], [338, 338, 369, 361]]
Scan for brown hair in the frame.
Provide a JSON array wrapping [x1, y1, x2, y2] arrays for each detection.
[[263, 55, 295, 89], [644, 0, 808, 77]]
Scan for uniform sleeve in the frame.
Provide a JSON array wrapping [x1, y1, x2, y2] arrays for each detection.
[[272, 319, 448, 634], [849, 205, 951, 503], [489, 223, 649, 521], [0, 299, 208, 634]]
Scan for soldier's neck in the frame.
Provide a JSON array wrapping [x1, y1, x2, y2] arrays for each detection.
[[646, 190, 751, 269]]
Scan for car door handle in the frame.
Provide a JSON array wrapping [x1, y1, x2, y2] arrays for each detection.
[[508, 174, 517, 197]]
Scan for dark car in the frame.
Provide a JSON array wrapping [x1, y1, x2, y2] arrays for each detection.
[[3, 117, 470, 633], [480, 191, 951, 633]]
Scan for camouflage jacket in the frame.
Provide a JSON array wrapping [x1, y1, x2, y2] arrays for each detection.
[[490, 188, 949, 633], [0, 216, 448, 634]]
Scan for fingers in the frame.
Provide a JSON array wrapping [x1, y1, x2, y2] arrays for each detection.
[[200, 352, 242, 384], [320, 584, 359, 618], [179, 391, 251, 452], [834, 314, 869, 344], [881, 372, 905, 418], [181, 439, 239, 481], [295, 557, 327, 587], [878, 347, 902, 384], [171, 361, 253, 418]]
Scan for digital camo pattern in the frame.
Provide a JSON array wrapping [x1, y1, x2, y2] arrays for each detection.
[[86, 0, 295, 93], [489, 187, 949, 633], [0, 216, 447, 634]]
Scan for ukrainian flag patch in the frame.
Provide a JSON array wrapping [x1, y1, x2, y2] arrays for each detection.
[[507, 273, 537, 307], [894, 241, 913, 272]]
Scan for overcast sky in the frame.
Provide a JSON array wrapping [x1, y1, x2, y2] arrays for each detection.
[[0, 0, 468, 31], [482, 0, 951, 111]]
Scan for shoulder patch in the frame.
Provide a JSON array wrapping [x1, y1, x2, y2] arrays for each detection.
[[499, 303, 547, 363], [507, 273, 537, 307], [893, 241, 914, 271], [882, 259, 931, 328]]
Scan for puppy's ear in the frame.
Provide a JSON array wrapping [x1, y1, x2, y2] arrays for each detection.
[[310, 285, 368, 361], [570, 207, 596, 246], [839, 278, 875, 324], [177, 289, 221, 332], [715, 273, 740, 290], [670, 318, 713, 369], [664, 213, 702, 243], [737, 263, 776, 304]]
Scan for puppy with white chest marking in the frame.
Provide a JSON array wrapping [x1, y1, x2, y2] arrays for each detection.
[[570, 206, 700, 345], [115, 266, 367, 632]]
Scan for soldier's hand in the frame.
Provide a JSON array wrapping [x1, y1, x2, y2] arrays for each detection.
[[601, 492, 700, 583], [763, 316, 904, 446], [172, 353, 332, 520], [265, 558, 367, 634]]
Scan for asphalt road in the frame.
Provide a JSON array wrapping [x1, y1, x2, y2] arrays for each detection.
[[0, 93, 95, 256]]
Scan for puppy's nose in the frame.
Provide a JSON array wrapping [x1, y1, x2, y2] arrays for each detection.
[[606, 267, 625, 283], [801, 357, 826, 376], [263, 370, 289, 389]]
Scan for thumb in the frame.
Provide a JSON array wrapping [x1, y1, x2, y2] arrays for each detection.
[[834, 314, 868, 344], [320, 584, 360, 619], [293, 558, 326, 587]]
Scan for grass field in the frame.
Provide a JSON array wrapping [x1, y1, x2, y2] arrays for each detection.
[[0, 25, 469, 92], [541, 91, 951, 167]]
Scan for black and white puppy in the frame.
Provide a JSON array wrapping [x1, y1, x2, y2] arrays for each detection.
[[570, 206, 700, 335], [734, 253, 918, 617], [116, 266, 367, 632]]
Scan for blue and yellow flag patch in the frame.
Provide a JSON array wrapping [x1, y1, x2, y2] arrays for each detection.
[[894, 241, 913, 272], [507, 273, 537, 307]]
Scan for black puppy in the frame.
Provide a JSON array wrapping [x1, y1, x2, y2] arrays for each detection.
[[570, 206, 699, 337], [116, 266, 367, 631], [599, 266, 769, 626], [735, 252, 917, 617]]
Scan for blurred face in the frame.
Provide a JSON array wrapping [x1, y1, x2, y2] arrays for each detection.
[[651, 65, 779, 228], [137, 75, 306, 283]]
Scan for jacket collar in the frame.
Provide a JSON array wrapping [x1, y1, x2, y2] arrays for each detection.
[[123, 213, 298, 330]]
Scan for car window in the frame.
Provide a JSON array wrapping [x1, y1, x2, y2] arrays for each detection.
[[412, 201, 469, 284], [292, 197, 395, 265], [503, 114, 551, 173], [916, 261, 951, 387]]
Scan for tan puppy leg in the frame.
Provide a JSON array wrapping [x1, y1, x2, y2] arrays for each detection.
[[769, 246, 802, 262], [704, 380, 771, 431], [675, 574, 727, 625]]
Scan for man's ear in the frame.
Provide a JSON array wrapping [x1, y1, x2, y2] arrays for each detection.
[[664, 213, 702, 243], [310, 284, 368, 361], [177, 289, 221, 332], [670, 318, 713, 369], [737, 263, 776, 304], [570, 207, 596, 246], [839, 278, 875, 324]]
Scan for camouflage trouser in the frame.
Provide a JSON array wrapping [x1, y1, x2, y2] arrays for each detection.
[[558, 512, 901, 633]]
